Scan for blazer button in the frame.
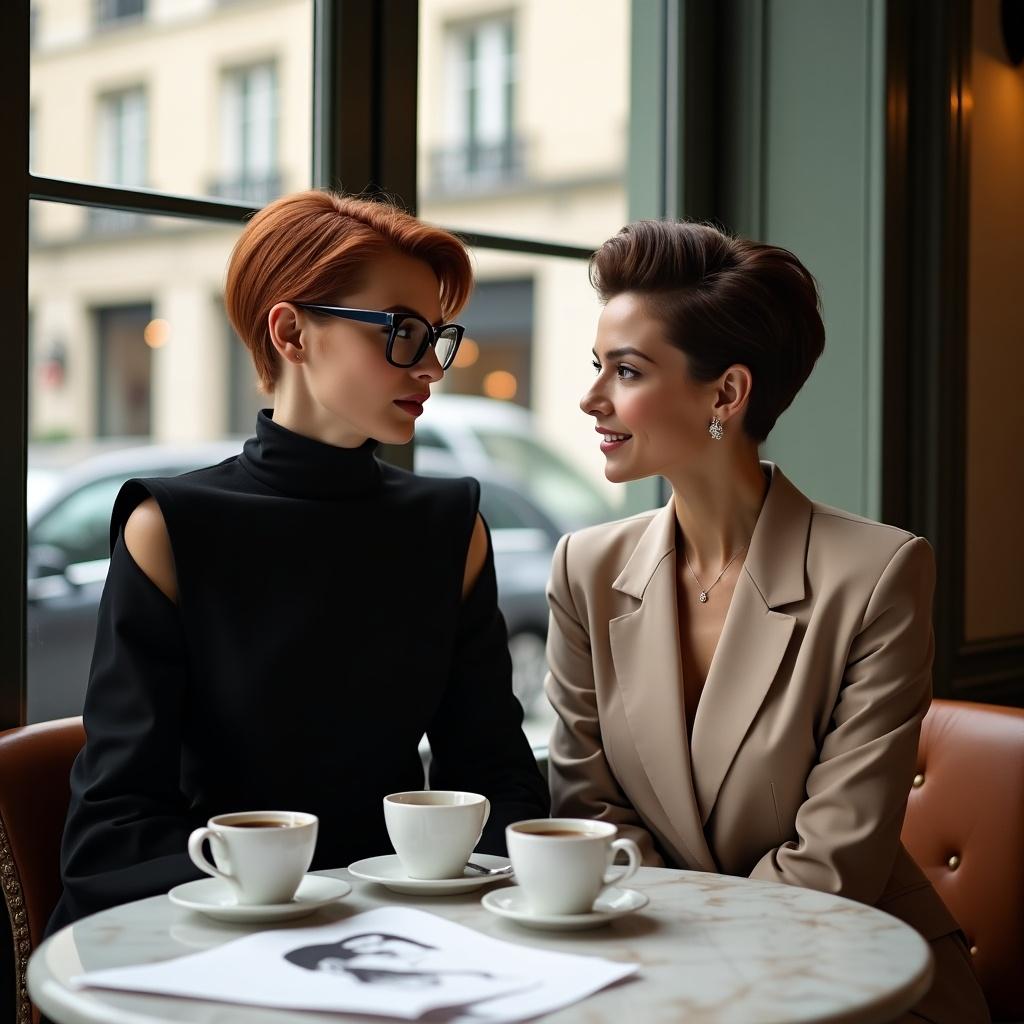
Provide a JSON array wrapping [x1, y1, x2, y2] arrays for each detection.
[[947, 854, 961, 870], [970, 945, 979, 956], [912, 773, 925, 788]]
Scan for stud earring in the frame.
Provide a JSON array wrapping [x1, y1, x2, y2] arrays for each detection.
[[709, 417, 724, 441]]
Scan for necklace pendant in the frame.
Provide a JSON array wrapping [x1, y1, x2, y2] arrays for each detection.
[[699, 591, 708, 603]]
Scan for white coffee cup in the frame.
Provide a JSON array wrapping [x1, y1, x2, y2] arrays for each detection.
[[506, 818, 641, 915], [383, 791, 490, 880], [187, 810, 318, 905]]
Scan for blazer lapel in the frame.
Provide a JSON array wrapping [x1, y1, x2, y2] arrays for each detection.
[[609, 502, 717, 872], [690, 464, 811, 824]]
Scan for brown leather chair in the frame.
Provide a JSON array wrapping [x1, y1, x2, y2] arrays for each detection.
[[0, 716, 85, 1024], [902, 699, 1024, 1022]]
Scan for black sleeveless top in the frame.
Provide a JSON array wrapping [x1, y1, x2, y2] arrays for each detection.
[[50, 411, 548, 930]]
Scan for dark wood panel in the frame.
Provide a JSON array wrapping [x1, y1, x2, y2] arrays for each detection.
[[883, 0, 1024, 704]]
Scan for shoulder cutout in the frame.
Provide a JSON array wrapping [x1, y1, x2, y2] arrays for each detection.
[[123, 497, 178, 604], [462, 513, 489, 599]]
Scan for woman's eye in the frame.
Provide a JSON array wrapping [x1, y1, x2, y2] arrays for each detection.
[[617, 364, 640, 380]]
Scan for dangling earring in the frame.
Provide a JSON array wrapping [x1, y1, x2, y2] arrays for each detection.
[[709, 417, 724, 441]]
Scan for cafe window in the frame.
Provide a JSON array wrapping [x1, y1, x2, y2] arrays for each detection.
[[8, 0, 662, 734]]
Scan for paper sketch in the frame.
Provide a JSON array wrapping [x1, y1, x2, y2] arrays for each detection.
[[73, 906, 639, 1021], [284, 931, 503, 988]]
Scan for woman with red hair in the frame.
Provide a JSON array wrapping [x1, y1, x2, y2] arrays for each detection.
[[49, 191, 549, 930]]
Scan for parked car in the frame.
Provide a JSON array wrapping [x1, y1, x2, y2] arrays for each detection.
[[26, 399, 604, 723], [26, 439, 245, 724], [414, 394, 614, 534]]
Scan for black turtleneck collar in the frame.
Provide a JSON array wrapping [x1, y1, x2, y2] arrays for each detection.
[[239, 409, 383, 499]]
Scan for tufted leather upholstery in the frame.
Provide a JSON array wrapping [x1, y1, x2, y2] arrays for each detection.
[[0, 716, 85, 1024], [902, 699, 1024, 1022]]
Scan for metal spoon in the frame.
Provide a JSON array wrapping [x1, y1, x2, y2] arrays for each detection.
[[465, 861, 515, 877]]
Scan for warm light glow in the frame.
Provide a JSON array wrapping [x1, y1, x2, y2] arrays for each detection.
[[483, 370, 518, 401], [453, 337, 479, 369], [143, 319, 171, 348]]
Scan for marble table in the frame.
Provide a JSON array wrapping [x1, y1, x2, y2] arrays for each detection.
[[28, 867, 933, 1024]]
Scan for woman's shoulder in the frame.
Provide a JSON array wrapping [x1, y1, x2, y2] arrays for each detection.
[[555, 507, 666, 586], [381, 464, 480, 508], [109, 457, 246, 530], [804, 497, 934, 594], [808, 498, 928, 556]]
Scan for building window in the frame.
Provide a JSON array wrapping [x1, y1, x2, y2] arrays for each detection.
[[95, 0, 146, 28], [91, 87, 148, 233], [434, 16, 521, 193], [212, 63, 280, 205]]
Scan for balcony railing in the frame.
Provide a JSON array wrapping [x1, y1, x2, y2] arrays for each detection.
[[428, 138, 527, 196], [86, 208, 150, 235], [208, 173, 283, 207]]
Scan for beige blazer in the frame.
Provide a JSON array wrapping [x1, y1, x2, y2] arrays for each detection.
[[546, 463, 960, 941]]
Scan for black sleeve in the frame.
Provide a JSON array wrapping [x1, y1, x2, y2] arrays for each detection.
[[425, 518, 551, 854], [47, 531, 202, 934]]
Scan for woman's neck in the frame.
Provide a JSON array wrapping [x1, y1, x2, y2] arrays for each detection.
[[666, 448, 768, 575], [271, 384, 370, 450]]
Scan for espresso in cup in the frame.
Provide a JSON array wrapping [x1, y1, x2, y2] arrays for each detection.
[[384, 791, 490, 880], [506, 818, 641, 915], [187, 810, 318, 905]]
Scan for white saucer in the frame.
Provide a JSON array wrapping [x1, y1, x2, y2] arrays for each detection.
[[347, 854, 513, 895], [168, 874, 351, 923], [481, 886, 649, 931]]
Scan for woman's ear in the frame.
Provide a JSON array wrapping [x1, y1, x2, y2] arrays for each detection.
[[713, 364, 753, 425], [268, 302, 305, 365]]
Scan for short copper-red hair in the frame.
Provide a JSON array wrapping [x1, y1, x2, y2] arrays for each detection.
[[225, 190, 473, 391]]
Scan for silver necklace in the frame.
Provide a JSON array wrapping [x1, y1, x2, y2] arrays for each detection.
[[683, 546, 747, 604]]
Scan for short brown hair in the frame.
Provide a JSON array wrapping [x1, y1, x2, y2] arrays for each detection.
[[225, 190, 474, 391], [589, 221, 825, 441]]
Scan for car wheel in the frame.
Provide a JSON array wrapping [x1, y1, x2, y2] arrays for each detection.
[[508, 630, 548, 715]]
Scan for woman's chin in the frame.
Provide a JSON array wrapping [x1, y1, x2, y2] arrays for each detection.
[[604, 465, 634, 484], [376, 422, 416, 446]]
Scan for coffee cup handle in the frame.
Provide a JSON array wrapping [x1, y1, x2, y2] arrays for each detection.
[[477, 799, 491, 841], [603, 837, 641, 887], [188, 827, 238, 891]]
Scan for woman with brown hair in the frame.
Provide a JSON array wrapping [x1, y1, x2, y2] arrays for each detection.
[[49, 191, 548, 931], [546, 220, 988, 1021]]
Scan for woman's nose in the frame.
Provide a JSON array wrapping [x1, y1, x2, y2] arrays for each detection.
[[580, 381, 608, 417], [414, 345, 444, 382]]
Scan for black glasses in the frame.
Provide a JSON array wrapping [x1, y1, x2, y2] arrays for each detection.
[[294, 304, 465, 370]]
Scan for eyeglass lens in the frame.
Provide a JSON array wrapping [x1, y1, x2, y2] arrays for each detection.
[[390, 318, 460, 369]]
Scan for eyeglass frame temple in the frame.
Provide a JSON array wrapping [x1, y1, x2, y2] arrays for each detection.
[[292, 304, 393, 328]]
